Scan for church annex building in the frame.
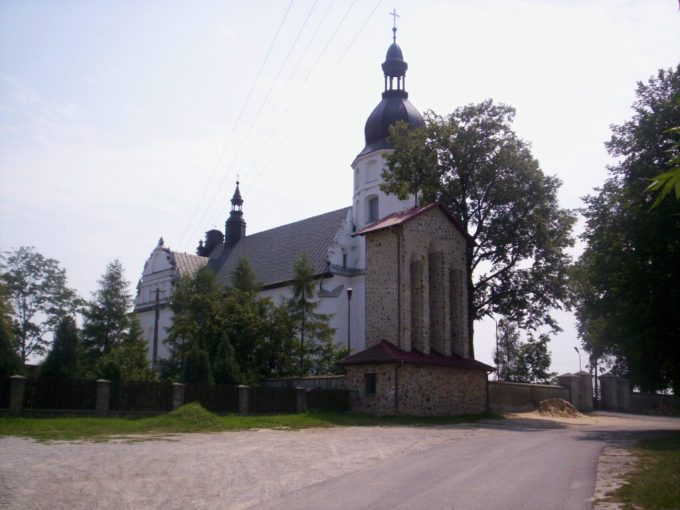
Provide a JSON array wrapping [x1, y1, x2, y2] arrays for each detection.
[[134, 26, 492, 415]]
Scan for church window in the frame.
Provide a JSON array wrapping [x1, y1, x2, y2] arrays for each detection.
[[364, 373, 376, 395], [342, 253, 347, 268], [368, 196, 379, 223]]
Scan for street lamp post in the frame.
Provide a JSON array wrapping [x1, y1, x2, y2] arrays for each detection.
[[574, 346, 582, 372], [346, 287, 353, 353]]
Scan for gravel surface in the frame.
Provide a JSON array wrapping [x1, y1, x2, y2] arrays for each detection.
[[0, 425, 493, 510], [1, 413, 678, 510]]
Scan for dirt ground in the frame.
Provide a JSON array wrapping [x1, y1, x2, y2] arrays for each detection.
[[0, 412, 677, 510]]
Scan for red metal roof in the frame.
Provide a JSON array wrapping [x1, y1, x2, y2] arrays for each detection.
[[341, 340, 494, 372], [354, 203, 471, 242]]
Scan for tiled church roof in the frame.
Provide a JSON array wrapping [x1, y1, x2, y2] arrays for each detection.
[[341, 340, 494, 372], [209, 206, 351, 289], [355, 202, 471, 242], [172, 252, 209, 277]]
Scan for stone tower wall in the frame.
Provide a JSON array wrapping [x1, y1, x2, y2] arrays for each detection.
[[364, 206, 469, 356]]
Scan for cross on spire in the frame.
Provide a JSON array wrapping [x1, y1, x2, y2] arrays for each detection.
[[390, 8, 399, 42]]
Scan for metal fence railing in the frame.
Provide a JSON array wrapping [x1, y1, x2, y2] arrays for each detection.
[[22, 377, 97, 410], [184, 383, 239, 413], [109, 381, 173, 412]]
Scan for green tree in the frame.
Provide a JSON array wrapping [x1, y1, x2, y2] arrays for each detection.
[[0, 282, 22, 377], [514, 334, 556, 384], [1, 246, 81, 361], [81, 260, 132, 368], [575, 65, 680, 393], [493, 321, 555, 383], [493, 320, 521, 382], [288, 254, 343, 375], [182, 342, 214, 385], [169, 267, 228, 360], [212, 335, 240, 384], [231, 257, 260, 292], [41, 316, 81, 378], [167, 263, 299, 384], [98, 316, 154, 382], [382, 101, 576, 356]]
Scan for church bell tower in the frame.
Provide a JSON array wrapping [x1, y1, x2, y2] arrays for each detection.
[[225, 181, 246, 248]]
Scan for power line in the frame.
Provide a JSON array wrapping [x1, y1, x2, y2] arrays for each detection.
[[177, 0, 295, 250], [337, 0, 382, 62], [303, 0, 357, 84], [204, 0, 321, 212], [243, 0, 379, 198]]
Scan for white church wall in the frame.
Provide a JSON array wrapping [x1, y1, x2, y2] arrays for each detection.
[[259, 273, 366, 353], [137, 307, 174, 361], [352, 150, 414, 269]]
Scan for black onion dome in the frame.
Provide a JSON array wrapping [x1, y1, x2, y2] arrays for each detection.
[[358, 30, 423, 157], [361, 96, 424, 155]]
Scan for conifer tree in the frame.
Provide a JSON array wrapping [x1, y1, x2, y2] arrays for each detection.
[[41, 316, 81, 378], [231, 257, 260, 293], [182, 342, 214, 385], [99, 316, 154, 382], [288, 254, 344, 375], [82, 260, 132, 369], [212, 335, 240, 384]]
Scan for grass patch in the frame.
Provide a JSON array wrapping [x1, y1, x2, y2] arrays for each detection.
[[0, 403, 500, 442], [612, 431, 680, 509]]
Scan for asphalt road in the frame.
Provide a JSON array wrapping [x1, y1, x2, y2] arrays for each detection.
[[253, 414, 680, 510]]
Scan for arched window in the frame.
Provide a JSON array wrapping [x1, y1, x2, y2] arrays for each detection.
[[367, 196, 379, 223]]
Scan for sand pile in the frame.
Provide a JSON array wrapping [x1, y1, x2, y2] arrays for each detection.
[[538, 398, 581, 417]]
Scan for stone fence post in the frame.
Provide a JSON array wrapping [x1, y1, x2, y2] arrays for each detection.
[[556, 373, 577, 408], [96, 379, 111, 417], [599, 374, 631, 412], [238, 385, 250, 416], [9, 375, 27, 416], [295, 387, 307, 413], [575, 371, 593, 412], [172, 383, 185, 410]]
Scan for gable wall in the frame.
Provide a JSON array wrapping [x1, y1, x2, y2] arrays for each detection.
[[364, 207, 470, 356]]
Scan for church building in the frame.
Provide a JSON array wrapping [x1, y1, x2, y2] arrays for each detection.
[[135, 26, 425, 362], [134, 25, 492, 414]]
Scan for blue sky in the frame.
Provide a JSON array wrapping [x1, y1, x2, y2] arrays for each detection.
[[1, 0, 678, 370]]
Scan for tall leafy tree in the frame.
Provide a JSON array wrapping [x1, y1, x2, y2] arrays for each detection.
[[288, 254, 345, 375], [493, 320, 521, 382], [575, 65, 680, 393], [1, 246, 81, 361], [493, 321, 555, 384], [382, 101, 576, 356], [167, 266, 240, 382], [514, 334, 556, 384], [41, 316, 81, 378], [0, 282, 22, 377], [81, 260, 133, 368]]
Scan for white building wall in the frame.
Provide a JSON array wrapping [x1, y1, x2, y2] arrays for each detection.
[[259, 273, 366, 354], [352, 149, 415, 268], [134, 242, 179, 363]]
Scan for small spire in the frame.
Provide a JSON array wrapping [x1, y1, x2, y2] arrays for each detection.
[[158, 237, 164, 246], [390, 8, 399, 42], [231, 180, 243, 210]]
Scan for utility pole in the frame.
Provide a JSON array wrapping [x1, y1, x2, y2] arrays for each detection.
[[346, 287, 353, 353], [152, 288, 162, 368]]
